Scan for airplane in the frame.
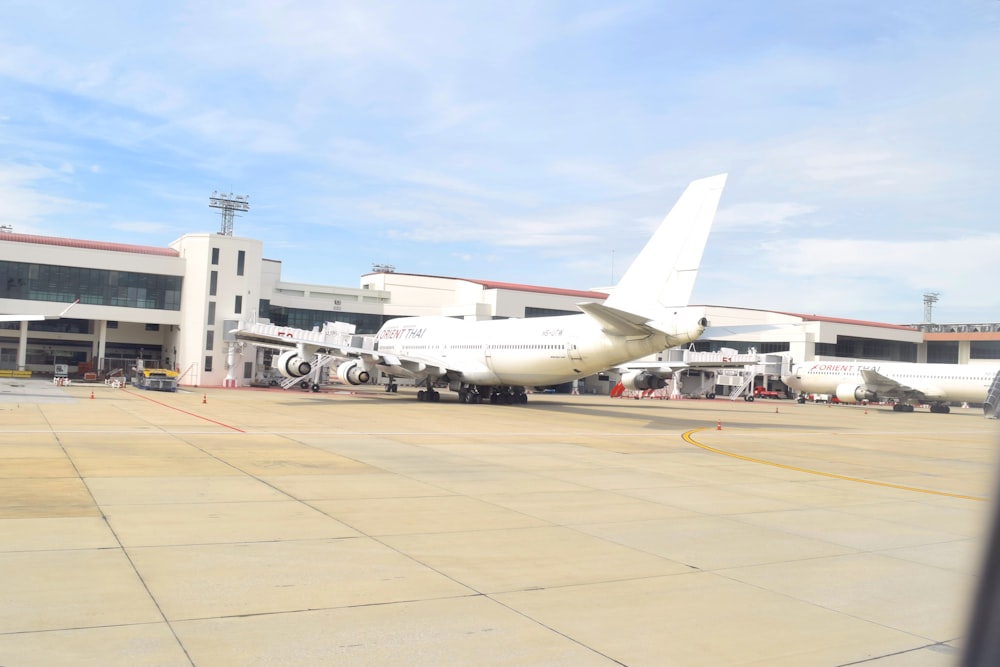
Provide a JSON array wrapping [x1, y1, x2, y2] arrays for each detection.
[[781, 360, 1000, 414], [233, 173, 728, 404], [0, 299, 79, 322]]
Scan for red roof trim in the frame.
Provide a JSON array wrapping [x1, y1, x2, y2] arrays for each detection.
[[0, 232, 179, 257]]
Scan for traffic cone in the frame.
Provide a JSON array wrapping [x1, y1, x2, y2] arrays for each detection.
[[90, 391, 94, 400], [716, 420, 722, 430], [202, 394, 207, 404], [775, 406, 779, 413]]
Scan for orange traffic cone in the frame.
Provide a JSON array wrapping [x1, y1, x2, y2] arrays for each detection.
[[716, 420, 722, 430], [90, 391, 94, 400], [202, 394, 207, 404]]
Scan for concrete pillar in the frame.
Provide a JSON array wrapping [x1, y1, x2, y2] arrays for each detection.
[[958, 340, 971, 364], [17, 321, 27, 370], [93, 320, 108, 372]]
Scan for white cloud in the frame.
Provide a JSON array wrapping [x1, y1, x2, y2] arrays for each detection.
[[714, 202, 819, 231], [0, 164, 89, 231]]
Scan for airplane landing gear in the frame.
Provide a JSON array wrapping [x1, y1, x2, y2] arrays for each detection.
[[416, 389, 440, 402], [457, 384, 482, 404], [488, 386, 528, 405], [417, 379, 440, 402]]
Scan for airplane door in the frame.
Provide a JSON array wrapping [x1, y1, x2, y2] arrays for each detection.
[[566, 338, 583, 361]]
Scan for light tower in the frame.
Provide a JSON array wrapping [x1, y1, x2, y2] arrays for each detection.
[[923, 291, 940, 323], [209, 191, 250, 236]]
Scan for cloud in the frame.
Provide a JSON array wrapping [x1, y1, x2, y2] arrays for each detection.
[[718, 233, 1000, 321], [764, 234, 1000, 286], [0, 163, 91, 231], [714, 201, 820, 231], [1, 0, 998, 323]]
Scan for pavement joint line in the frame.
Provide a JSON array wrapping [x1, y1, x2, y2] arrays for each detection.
[[35, 398, 197, 665], [122, 388, 246, 432], [682, 427, 988, 502]]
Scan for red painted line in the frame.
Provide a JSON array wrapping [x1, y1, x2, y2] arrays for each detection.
[[122, 389, 246, 433]]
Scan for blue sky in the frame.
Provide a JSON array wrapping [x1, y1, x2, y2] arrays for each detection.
[[1, 1, 998, 324]]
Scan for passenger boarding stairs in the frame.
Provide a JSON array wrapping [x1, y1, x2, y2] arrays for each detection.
[[280, 353, 336, 390], [985, 370, 1000, 419], [708, 350, 791, 401], [728, 372, 756, 401]]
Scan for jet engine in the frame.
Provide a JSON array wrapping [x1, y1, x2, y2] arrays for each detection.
[[835, 384, 877, 404], [621, 371, 667, 391], [276, 350, 312, 378], [336, 360, 371, 385]]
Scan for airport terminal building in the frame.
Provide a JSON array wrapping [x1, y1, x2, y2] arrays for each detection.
[[2, 228, 999, 388]]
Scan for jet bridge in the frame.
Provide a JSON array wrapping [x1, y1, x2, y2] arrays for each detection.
[[615, 347, 790, 400], [705, 351, 791, 401]]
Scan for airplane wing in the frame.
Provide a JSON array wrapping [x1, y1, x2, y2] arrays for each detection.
[[859, 368, 942, 401], [0, 299, 79, 322], [615, 352, 752, 380], [614, 360, 687, 377], [232, 322, 454, 382], [234, 323, 390, 366]]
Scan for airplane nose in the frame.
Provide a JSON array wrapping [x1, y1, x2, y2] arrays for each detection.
[[780, 366, 798, 388], [778, 356, 796, 387]]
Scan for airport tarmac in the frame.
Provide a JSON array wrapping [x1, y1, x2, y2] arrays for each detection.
[[1, 378, 998, 666]]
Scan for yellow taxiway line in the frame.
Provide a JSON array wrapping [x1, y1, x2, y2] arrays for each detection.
[[682, 427, 986, 502]]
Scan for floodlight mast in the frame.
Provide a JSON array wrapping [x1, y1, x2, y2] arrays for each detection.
[[209, 192, 250, 236], [923, 291, 940, 323]]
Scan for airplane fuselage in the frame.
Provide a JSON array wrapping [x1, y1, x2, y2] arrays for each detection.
[[784, 361, 1000, 405], [374, 313, 701, 387]]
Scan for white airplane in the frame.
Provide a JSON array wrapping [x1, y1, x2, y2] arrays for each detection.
[[0, 300, 79, 322], [781, 360, 1000, 414], [234, 173, 728, 403]]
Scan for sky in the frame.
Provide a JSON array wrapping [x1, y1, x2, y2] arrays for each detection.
[[1, 1, 998, 325]]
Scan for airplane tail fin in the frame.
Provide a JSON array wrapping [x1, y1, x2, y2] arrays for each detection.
[[603, 174, 726, 318]]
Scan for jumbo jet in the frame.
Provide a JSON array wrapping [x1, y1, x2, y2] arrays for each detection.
[[781, 360, 1000, 414], [233, 173, 727, 404]]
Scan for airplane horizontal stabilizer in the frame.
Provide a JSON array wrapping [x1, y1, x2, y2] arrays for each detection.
[[700, 324, 785, 338], [577, 302, 656, 336]]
